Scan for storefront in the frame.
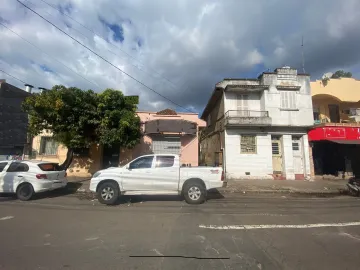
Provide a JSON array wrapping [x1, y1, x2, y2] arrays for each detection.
[[308, 124, 360, 177]]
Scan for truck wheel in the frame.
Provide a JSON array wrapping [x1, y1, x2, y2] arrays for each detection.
[[184, 182, 206, 204], [97, 182, 119, 205], [16, 183, 34, 201]]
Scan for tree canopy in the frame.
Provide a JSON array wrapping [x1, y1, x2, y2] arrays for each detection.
[[22, 85, 141, 169], [331, 70, 352, 79]]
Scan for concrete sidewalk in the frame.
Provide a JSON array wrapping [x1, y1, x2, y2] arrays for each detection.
[[222, 178, 348, 195], [66, 176, 349, 195]]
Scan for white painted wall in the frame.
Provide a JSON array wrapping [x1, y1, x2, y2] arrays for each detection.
[[224, 129, 273, 179], [302, 134, 311, 179]]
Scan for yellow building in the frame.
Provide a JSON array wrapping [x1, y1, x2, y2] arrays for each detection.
[[309, 77, 360, 177], [311, 77, 360, 124]]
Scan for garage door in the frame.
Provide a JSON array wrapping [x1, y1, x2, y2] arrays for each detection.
[[152, 136, 181, 155]]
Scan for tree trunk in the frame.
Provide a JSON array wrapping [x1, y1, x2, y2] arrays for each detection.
[[59, 148, 74, 171]]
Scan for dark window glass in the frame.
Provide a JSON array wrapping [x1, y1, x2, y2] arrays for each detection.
[[38, 163, 61, 171], [129, 156, 154, 169], [7, 162, 29, 172], [156, 156, 175, 168], [0, 162, 8, 172]]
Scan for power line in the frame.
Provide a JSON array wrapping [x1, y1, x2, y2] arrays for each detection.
[[0, 68, 27, 84], [16, 0, 193, 112], [38, 0, 187, 92], [0, 21, 99, 88]]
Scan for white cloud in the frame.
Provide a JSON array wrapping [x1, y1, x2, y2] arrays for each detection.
[[1, 0, 360, 113]]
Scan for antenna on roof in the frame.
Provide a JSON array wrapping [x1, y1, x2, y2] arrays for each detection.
[[301, 36, 305, 73]]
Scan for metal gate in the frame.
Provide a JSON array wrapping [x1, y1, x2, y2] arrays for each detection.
[[152, 136, 181, 155]]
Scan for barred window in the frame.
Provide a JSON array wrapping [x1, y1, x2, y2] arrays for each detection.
[[240, 135, 257, 154], [40, 137, 59, 155]]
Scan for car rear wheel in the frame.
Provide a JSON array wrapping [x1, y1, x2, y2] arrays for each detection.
[[16, 183, 34, 201], [97, 182, 119, 205], [183, 182, 206, 204]]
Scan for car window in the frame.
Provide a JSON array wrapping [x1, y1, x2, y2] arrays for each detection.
[[156, 156, 175, 168], [38, 163, 61, 171], [0, 162, 8, 172], [129, 156, 154, 169], [7, 162, 29, 172]]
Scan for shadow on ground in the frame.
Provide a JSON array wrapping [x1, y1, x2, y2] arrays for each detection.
[[75, 188, 225, 205], [0, 182, 83, 202]]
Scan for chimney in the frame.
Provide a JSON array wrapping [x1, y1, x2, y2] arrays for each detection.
[[24, 84, 34, 93], [38, 87, 48, 93]]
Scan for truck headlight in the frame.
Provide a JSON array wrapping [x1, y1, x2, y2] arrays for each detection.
[[93, 171, 101, 178]]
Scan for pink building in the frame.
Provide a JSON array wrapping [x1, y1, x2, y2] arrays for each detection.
[[120, 109, 206, 166]]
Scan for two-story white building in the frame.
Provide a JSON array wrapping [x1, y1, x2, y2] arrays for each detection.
[[200, 67, 313, 180]]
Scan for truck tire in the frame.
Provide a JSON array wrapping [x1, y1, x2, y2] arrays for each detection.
[[183, 182, 206, 204], [97, 181, 119, 205], [16, 183, 34, 201]]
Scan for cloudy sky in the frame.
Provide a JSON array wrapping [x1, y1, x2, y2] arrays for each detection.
[[1, 0, 360, 113]]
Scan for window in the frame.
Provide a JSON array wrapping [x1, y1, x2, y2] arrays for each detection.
[[38, 163, 61, 171], [0, 162, 8, 172], [129, 156, 154, 169], [280, 91, 296, 109], [7, 162, 29, 172], [207, 114, 211, 126], [237, 94, 249, 116], [156, 156, 175, 168], [240, 135, 257, 154], [272, 142, 280, 155], [40, 137, 59, 155]]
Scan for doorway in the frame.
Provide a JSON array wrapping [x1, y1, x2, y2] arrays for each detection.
[[292, 136, 304, 178], [271, 136, 283, 174], [328, 104, 340, 123], [102, 144, 120, 169]]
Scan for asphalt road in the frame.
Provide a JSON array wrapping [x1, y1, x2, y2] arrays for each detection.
[[1, 192, 360, 270]]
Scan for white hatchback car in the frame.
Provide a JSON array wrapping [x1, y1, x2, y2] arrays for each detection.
[[0, 160, 67, 200]]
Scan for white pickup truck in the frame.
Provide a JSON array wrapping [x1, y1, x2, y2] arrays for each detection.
[[90, 154, 224, 205]]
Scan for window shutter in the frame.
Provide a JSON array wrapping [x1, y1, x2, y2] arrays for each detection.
[[290, 92, 296, 109]]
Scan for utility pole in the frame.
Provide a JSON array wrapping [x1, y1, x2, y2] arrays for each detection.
[[301, 36, 305, 73]]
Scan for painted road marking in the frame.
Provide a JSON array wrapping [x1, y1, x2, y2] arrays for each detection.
[[0, 216, 14, 221], [199, 221, 360, 230]]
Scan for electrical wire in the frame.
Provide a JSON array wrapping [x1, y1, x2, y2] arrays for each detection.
[[0, 68, 27, 84], [0, 21, 99, 88], [38, 0, 185, 90], [16, 0, 193, 112]]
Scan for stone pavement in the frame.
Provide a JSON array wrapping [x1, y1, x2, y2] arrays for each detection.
[[66, 176, 349, 195]]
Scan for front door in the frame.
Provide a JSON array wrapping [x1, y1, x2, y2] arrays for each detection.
[[102, 144, 120, 169], [292, 137, 304, 175], [237, 94, 249, 116], [271, 137, 283, 173], [151, 155, 179, 191], [121, 155, 155, 191], [328, 104, 340, 123]]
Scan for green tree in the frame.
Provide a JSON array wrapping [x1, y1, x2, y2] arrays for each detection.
[[331, 70, 352, 79], [22, 85, 141, 170]]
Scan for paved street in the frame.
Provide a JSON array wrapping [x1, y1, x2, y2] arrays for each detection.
[[1, 192, 360, 269]]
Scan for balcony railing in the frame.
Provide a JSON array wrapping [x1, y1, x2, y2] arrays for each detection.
[[224, 110, 271, 126]]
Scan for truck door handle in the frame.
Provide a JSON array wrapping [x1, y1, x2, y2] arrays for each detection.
[[17, 175, 23, 178]]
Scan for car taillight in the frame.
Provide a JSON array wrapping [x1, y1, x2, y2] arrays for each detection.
[[221, 171, 224, 181], [64, 172, 67, 177], [36, 174, 47, 179]]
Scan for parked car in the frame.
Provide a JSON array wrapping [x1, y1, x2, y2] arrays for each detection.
[[90, 154, 224, 205], [0, 160, 67, 200]]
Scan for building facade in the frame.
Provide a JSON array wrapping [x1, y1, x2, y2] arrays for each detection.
[[0, 80, 32, 160], [309, 77, 360, 178], [31, 109, 205, 177], [200, 67, 313, 180]]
